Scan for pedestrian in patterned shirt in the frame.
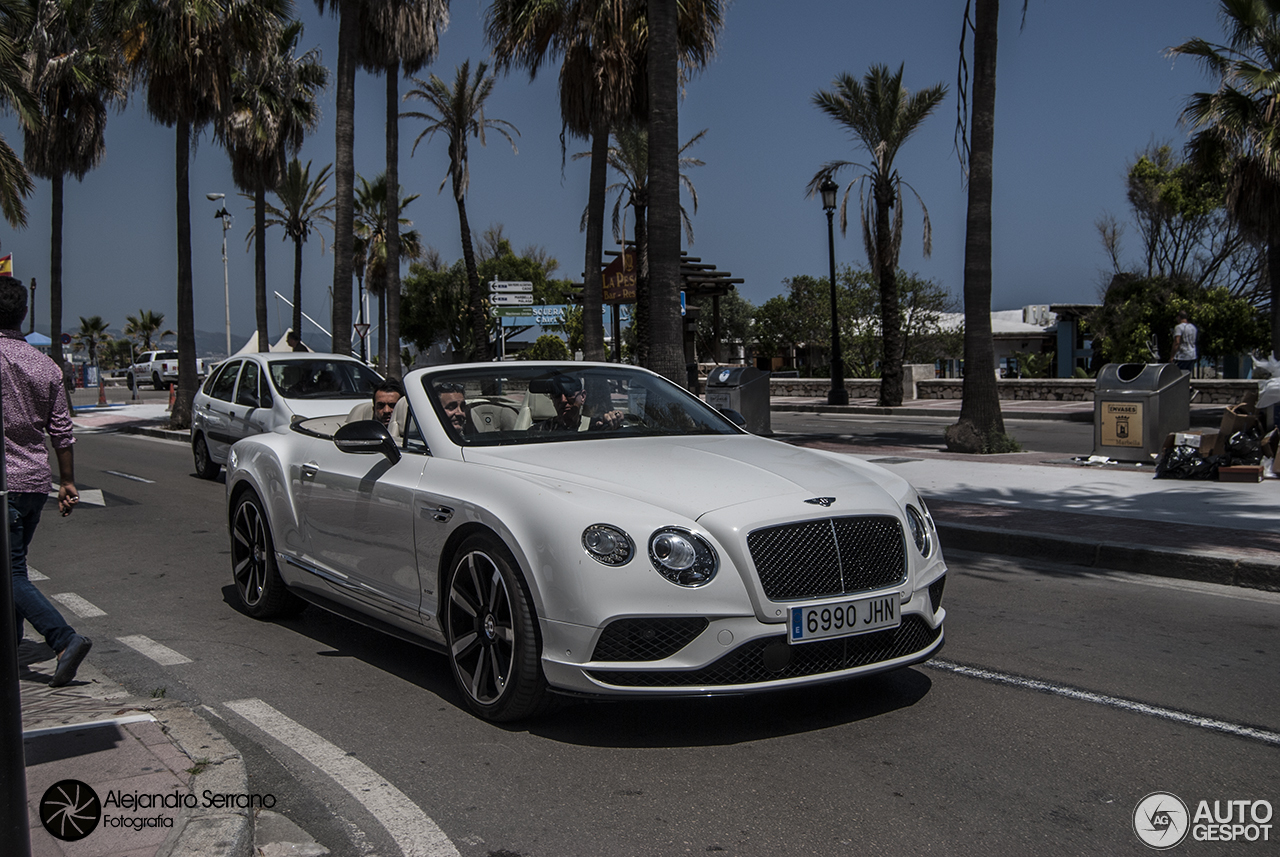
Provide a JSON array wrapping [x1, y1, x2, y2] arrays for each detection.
[[0, 276, 91, 686]]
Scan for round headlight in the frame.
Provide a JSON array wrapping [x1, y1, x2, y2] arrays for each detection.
[[648, 528, 718, 586], [906, 504, 932, 557], [582, 524, 634, 566]]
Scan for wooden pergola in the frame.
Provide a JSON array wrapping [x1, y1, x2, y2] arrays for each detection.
[[603, 247, 744, 363]]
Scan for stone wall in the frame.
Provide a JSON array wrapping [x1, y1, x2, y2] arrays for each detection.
[[766, 376, 1260, 404]]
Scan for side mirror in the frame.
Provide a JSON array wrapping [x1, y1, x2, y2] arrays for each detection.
[[334, 420, 401, 464], [720, 408, 747, 428]]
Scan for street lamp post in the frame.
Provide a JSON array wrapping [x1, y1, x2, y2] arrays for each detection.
[[821, 179, 848, 406], [206, 193, 232, 357]]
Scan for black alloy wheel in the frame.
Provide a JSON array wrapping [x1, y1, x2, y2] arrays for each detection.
[[230, 492, 303, 619], [193, 434, 220, 480], [444, 534, 549, 721]]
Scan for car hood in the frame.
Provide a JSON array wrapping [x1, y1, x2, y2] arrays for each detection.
[[461, 434, 905, 520]]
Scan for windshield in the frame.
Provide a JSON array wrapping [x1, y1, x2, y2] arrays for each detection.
[[269, 359, 383, 400], [424, 364, 740, 446]]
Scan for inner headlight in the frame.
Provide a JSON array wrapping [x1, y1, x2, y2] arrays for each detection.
[[582, 524, 634, 566], [648, 528, 718, 586], [906, 504, 932, 557]]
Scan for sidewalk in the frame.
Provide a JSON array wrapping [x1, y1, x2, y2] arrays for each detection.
[[26, 393, 1275, 857]]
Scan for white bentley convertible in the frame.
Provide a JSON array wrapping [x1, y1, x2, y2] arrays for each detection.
[[225, 362, 947, 721]]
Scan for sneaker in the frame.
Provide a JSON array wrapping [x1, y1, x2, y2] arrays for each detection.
[[49, 635, 92, 687]]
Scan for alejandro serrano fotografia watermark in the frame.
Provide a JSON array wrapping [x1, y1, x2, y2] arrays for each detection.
[[39, 780, 277, 842]]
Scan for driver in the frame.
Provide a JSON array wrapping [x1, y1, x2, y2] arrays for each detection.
[[529, 375, 623, 432], [436, 382, 470, 435]]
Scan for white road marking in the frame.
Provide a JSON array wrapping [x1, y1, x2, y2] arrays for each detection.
[[27, 567, 47, 581], [930, 660, 1280, 747], [224, 698, 460, 857], [51, 593, 106, 618], [104, 470, 155, 484], [47, 486, 105, 506], [116, 635, 192, 666]]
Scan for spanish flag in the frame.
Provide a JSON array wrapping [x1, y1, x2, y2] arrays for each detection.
[[0, 254, 10, 276]]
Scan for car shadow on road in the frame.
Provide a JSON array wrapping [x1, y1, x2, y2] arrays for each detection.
[[220, 585, 936, 742]]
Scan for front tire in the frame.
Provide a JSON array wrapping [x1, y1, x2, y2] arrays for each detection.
[[193, 434, 220, 480], [230, 491, 304, 619], [444, 533, 549, 721]]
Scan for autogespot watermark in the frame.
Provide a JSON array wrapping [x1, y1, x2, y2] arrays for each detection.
[[1134, 791, 1274, 849], [38, 780, 277, 843]]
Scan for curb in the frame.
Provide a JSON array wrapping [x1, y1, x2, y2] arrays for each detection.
[[937, 522, 1280, 592], [769, 403, 1095, 422], [115, 425, 190, 443], [154, 705, 252, 857]]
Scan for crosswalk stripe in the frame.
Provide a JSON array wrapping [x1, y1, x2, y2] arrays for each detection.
[[225, 698, 459, 857], [117, 635, 192, 666], [51, 593, 106, 618]]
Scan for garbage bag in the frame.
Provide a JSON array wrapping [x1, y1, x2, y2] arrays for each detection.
[[1154, 445, 1225, 480], [1225, 427, 1263, 465]]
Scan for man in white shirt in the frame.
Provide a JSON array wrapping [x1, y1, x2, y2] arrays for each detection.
[[1172, 311, 1197, 372]]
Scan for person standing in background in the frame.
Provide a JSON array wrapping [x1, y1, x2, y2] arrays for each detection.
[[1172, 311, 1198, 373]]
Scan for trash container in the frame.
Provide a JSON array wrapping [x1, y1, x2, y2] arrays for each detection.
[[705, 365, 771, 435], [1093, 363, 1190, 462]]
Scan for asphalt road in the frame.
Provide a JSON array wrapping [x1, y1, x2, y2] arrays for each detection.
[[28, 428, 1279, 856]]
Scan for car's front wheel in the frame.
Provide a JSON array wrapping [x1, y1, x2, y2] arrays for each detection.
[[230, 491, 303, 619], [193, 434, 220, 480], [444, 533, 549, 721]]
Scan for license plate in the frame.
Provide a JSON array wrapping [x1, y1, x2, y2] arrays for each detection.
[[788, 594, 900, 644]]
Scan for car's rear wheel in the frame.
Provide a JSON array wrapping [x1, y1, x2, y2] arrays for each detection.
[[126, 373, 134, 391], [230, 492, 303, 619], [444, 533, 549, 721], [193, 434, 220, 480], [152, 372, 164, 391]]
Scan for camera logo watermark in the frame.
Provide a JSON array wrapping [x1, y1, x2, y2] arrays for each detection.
[[1134, 792, 1189, 849], [39, 779, 102, 842]]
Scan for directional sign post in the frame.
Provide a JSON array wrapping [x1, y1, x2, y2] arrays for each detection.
[[489, 280, 533, 293], [490, 293, 534, 306]]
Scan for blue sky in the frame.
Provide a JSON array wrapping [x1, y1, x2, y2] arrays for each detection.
[[0, 0, 1228, 350]]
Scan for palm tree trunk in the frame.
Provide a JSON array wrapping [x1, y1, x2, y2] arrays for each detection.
[[582, 122, 608, 361], [948, 0, 1005, 451], [386, 62, 403, 377], [646, 0, 684, 385], [331, 0, 358, 356], [292, 235, 303, 340], [458, 193, 488, 361], [172, 118, 196, 429], [255, 178, 269, 352], [1269, 238, 1280, 358], [877, 185, 904, 406], [633, 194, 649, 366], [50, 172, 63, 369]]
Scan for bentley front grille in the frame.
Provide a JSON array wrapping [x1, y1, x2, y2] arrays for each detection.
[[586, 616, 941, 688], [747, 515, 906, 600], [592, 617, 710, 662]]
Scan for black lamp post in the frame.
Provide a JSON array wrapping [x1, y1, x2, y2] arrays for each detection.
[[821, 178, 848, 405]]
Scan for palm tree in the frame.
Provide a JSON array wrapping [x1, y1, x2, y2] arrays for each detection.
[[117, 0, 287, 429], [0, 0, 37, 227], [227, 19, 327, 352], [358, 0, 447, 377], [353, 171, 424, 365], [577, 123, 704, 365], [20, 0, 127, 373], [73, 314, 110, 366], [124, 309, 173, 351], [403, 60, 519, 362], [1170, 0, 1280, 357], [262, 158, 334, 340], [946, 0, 1021, 453], [808, 64, 946, 407], [486, 0, 724, 369]]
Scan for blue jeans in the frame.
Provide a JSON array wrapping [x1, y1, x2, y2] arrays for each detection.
[[9, 492, 75, 653]]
